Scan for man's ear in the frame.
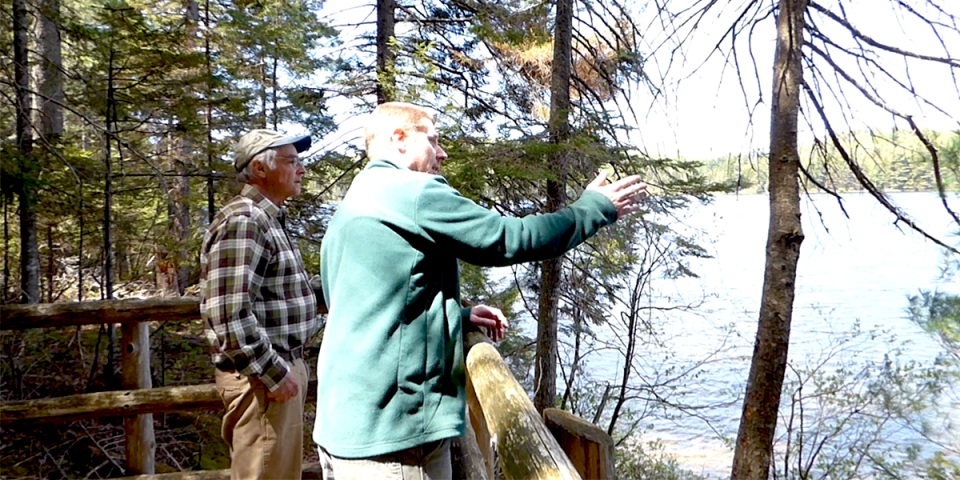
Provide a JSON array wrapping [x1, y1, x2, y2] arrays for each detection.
[[392, 128, 407, 154], [250, 159, 267, 178]]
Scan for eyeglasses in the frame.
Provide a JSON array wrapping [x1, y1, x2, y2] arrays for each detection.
[[277, 155, 303, 167]]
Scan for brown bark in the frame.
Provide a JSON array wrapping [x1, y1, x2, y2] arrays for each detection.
[[39, 0, 75, 302], [0, 384, 219, 423], [204, 0, 214, 223], [3, 192, 9, 303], [731, 0, 807, 478], [38, 0, 63, 138], [104, 49, 118, 380], [122, 322, 156, 474], [156, 0, 198, 296], [534, 0, 573, 414], [0, 296, 200, 330], [271, 56, 279, 129], [376, 0, 396, 104]]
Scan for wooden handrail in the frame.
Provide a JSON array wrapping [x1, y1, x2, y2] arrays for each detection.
[[543, 408, 615, 480], [0, 287, 327, 331], [465, 334, 582, 480], [0, 384, 220, 424], [0, 297, 201, 330], [2, 300, 610, 479]]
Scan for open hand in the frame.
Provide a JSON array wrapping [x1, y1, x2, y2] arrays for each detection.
[[586, 172, 647, 218], [470, 305, 509, 342]]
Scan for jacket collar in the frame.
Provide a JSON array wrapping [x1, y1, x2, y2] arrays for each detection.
[[366, 157, 406, 171], [239, 184, 281, 218]]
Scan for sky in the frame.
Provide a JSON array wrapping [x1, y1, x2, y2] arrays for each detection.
[[633, 0, 960, 160], [305, 1, 960, 164]]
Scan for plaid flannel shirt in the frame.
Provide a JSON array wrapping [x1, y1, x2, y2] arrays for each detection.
[[200, 184, 319, 391]]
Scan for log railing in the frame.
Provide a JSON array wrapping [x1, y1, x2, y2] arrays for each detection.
[[464, 331, 616, 480], [0, 300, 615, 479], [1, 297, 213, 475]]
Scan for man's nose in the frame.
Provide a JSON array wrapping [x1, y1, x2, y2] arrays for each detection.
[[437, 146, 448, 163]]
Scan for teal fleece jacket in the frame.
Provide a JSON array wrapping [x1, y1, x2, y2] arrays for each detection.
[[313, 158, 618, 458]]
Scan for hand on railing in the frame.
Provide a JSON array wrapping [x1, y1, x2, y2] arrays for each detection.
[[468, 305, 509, 342]]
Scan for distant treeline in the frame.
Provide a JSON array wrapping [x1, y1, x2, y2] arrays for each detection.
[[699, 129, 960, 194]]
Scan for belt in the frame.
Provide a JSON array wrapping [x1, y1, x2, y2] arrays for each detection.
[[215, 345, 303, 371]]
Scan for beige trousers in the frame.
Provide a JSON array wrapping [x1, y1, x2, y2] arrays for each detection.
[[216, 358, 309, 480], [318, 439, 452, 480]]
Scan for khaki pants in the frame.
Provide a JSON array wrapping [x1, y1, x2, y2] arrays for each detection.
[[216, 358, 309, 480], [318, 439, 452, 480]]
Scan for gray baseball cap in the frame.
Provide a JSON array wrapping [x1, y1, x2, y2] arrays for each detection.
[[234, 129, 312, 171]]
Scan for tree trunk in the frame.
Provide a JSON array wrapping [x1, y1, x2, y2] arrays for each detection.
[[534, 0, 573, 414], [104, 48, 118, 383], [731, 1, 806, 478], [3, 191, 10, 303], [46, 225, 54, 303], [14, 0, 40, 304], [271, 56, 279, 129], [105, 52, 115, 302], [39, 0, 63, 306], [260, 54, 268, 128], [205, 0, 215, 224], [78, 181, 84, 301], [376, 0, 396, 104], [39, 0, 63, 138], [156, 0, 198, 296], [559, 307, 582, 411]]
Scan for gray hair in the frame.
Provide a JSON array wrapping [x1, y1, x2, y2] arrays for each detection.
[[236, 147, 278, 184]]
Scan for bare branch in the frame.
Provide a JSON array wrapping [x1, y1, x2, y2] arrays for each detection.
[[802, 82, 958, 254], [809, 1, 960, 67]]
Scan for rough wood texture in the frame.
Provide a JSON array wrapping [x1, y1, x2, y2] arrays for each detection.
[[543, 408, 615, 480], [0, 297, 201, 330], [732, 1, 806, 479], [0, 384, 220, 423], [112, 462, 321, 480], [459, 414, 491, 480], [466, 372, 495, 480], [466, 343, 581, 480], [465, 329, 496, 479], [0, 291, 328, 330], [122, 322, 155, 474]]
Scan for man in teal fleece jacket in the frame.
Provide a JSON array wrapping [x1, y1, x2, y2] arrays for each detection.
[[314, 102, 647, 479]]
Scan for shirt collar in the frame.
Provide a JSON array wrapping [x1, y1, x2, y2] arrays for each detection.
[[239, 184, 281, 218]]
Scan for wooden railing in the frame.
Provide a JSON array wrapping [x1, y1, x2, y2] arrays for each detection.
[[0, 297, 218, 476], [464, 331, 615, 480], [0, 299, 615, 479]]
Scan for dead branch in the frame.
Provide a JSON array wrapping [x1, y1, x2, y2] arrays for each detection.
[[802, 82, 959, 254]]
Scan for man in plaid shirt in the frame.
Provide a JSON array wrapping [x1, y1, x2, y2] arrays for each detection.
[[200, 129, 320, 480]]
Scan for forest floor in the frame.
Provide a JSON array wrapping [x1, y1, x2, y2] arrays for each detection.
[[0, 320, 324, 479]]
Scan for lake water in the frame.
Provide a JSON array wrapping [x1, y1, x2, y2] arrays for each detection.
[[626, 192, 960, 476], [522, 192, 960, 477]]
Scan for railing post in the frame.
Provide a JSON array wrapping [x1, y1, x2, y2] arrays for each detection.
[[121, 321, 155, 474], [543, 408, 615, 480]]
